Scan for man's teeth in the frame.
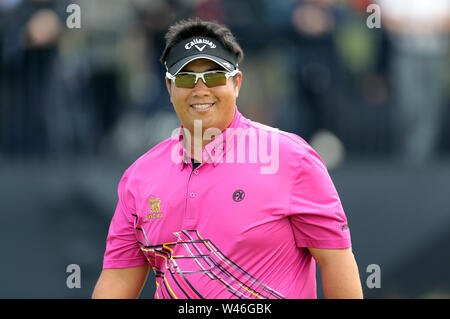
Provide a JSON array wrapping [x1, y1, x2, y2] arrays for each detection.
[[192, 104, 212, 109]]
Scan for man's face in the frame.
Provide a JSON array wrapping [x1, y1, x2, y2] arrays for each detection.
[[166, 58, 242, 137]]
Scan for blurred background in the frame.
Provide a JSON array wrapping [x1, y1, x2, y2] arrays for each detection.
[[0, 0, 449, 298]]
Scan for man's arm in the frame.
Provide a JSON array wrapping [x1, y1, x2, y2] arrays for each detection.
[[308, 247, 363, 299], [92, 264, 151, 299]]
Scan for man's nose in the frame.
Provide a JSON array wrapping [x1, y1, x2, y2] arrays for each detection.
[[192, 77, 210, 95]]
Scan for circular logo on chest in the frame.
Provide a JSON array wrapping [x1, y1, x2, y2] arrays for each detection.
[[232, 189, 245, 202]]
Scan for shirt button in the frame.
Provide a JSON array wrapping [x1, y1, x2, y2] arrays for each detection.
[[190, 192, 195, 198], [194, 170, 199, 175]]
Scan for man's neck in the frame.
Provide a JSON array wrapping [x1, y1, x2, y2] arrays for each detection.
[[185, 132, 217, 163]]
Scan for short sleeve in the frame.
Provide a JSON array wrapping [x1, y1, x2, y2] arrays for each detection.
[[289, 147, 351, 249], [102, 167, 148, 269]]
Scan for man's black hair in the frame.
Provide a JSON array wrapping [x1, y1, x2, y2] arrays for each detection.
[[160, 17, 244, 67]]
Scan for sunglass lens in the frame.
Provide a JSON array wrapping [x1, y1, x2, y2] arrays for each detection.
[[204, 73, 227, 87], [175, 74, 196, 88]]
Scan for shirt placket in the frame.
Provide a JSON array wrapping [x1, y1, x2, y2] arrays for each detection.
[[181, 149, 209, 229], [182, 165, 196, 229]]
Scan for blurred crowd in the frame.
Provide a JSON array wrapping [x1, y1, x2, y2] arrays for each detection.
[[0, 0, 449, 166]]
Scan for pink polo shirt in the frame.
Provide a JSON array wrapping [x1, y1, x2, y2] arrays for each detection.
[[102, 107, 351, 299]]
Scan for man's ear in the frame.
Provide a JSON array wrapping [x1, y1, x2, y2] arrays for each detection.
[[234, 71, 242, 98], [165, 77, 172, 94]]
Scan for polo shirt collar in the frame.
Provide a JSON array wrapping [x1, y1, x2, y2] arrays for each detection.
[[177, 106, 244, 170]]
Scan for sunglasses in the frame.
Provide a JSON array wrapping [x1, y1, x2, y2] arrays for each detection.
[[166, 69, 239, 88]]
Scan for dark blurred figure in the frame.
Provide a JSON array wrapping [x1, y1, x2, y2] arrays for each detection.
[[130, 0, 177, 114], [286, 0, 345, 142], [337, 0, 392, 155], [223, 0, 272, 53], [378, 0, 450, 166], [76, 0, 136, 152], [0, 0, 64, 157]]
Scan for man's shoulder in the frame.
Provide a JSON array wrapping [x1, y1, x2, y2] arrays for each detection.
[[142, 136, 177, 160], [124, 136, 177, 176], [245, 118, 313, 157]]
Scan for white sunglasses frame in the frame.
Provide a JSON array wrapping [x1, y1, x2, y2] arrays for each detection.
[[166, 69, 240, 87]]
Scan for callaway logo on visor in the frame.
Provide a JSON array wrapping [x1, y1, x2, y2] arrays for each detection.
[[185, 38, 217, 51], [165, 36, 238, 76]]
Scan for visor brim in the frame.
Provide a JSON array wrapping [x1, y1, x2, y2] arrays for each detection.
[[168, 54, 236, 75]]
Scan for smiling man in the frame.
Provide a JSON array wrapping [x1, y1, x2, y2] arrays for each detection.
[[92, 18, 363, 299]]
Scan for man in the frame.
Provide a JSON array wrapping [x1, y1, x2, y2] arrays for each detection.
[[92, 18, 363, 299]]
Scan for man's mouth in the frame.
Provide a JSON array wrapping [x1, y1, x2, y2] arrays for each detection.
[[190, 103, 215, 112]]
